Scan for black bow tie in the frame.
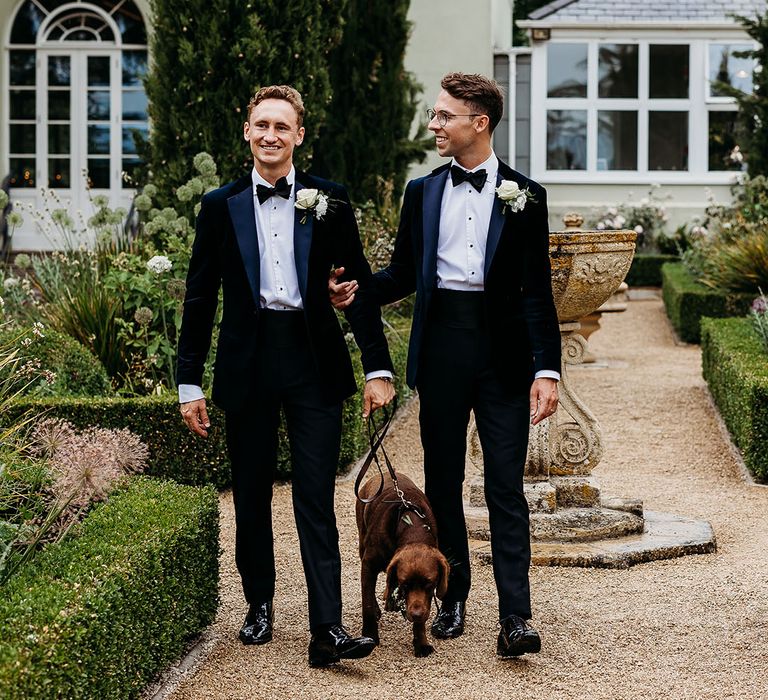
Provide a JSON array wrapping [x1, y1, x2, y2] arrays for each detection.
[[256, 176, 292, 204], [450, 165, 487, 192]]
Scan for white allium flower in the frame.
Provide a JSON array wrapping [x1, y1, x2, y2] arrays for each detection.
[[596, 222, 606, 230], [634, 225, 644, 234], [146, 255, 173, 274], [3, 277, 19, 290]]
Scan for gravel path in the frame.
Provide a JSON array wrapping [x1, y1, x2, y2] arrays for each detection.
[[160, 298, 768, 700]]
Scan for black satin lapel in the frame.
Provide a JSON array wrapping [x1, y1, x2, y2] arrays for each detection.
[[422, 169, 448, 290], [293, 178, 312, 304], [484, 172, 506, 279], [227, 186, 260, 306]]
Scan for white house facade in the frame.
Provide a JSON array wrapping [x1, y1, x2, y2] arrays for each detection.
[[518, 0, 764, 226], [1, 0, 151, 250]]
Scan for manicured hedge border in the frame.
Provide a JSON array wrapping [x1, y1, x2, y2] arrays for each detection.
[[0, 477, 219, 699], [4, 329, 411, 487], [661, 262, 753, 343], [625, 253, 678, 287], [701, 317, 768, 483]]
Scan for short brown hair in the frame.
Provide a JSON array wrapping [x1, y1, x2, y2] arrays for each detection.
[[440, 73, 504, 133], [247, 85, 305, 127]]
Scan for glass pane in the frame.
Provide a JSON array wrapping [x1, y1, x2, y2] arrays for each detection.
[[122, 90, 148, 120], [48, 56, 71, 86], [122, 125, 148, 154], [48, 125, 70, 154], [88, 56, 110, 86], [598, 44, 638, 98], [709, 112, 744, 171], [10, 50, 36, 86], [10, 89, 36, 119], [547, 110, 587, 170], [597, 111, 637, 170], [650, 45, 689, 98], [10, 124, 36, 154], [122, 50, 148, 86], [38, 0, 70, 11], [9, 158, 36, 188], [88, 125, 111, 154], [66, 29, 97, 41], [48, 158, 71, 188], [87, 159, 110, 189], [87, 90, 110, 120], [10, 0, 46, 43], [649, 112, 688, 170], [48, 26, 63, 41], [547, 44, 587, 98], [48, 90, 71, 119], [114, 1, 147, 44], [122, 158, 142, 187], [709, 44, 753, 97]]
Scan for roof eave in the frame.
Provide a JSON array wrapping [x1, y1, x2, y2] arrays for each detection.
[[518, 19, 746, 30]]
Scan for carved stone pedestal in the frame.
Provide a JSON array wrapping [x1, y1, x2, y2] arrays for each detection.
[[465, 222, 715, 568]]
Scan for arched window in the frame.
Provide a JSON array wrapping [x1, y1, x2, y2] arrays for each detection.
[[7, 0, 148, 197]]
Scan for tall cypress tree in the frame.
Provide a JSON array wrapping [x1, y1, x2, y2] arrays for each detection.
[[141, 0, 346, 197], [311, 0, 430, 203]]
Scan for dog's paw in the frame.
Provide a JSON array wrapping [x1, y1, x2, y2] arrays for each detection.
[[414, 643, 435, 658]]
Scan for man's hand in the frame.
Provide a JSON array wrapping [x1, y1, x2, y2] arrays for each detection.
[[329, 266, 358, 310], [530, 378, 558, 426], [362, 378, 395, 418], [180, 398, 211, 437]]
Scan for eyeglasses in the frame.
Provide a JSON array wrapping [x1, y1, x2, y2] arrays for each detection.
[[426, 108, 483, 127]]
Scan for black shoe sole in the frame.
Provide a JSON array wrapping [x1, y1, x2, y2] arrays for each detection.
[[308, 640, 376, 667], [497, 636, 542, 658], [431, 625, 464, 640], [239, 631, 273, 646]]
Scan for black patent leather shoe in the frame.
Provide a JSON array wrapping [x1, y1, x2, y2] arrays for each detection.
[[307, 624, 376, 667], [431, 601, 466, 639], [497, 614, 542, 657], [239, 601, 273, 645]]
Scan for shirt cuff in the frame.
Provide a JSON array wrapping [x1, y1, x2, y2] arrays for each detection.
[[179, 384, 205, 403], [535, 370, 561, 382], [365, 370, 394, 382]]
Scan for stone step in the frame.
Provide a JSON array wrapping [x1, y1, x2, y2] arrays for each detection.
[[468, 477, 557, 513], [470, 511, 716, 569]]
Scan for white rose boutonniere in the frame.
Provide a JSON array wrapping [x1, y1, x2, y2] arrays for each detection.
[[295, 188, 332, 224], [495, 180, 536, 215]]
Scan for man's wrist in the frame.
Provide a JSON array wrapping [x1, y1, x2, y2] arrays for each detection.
[[364, 370, 393, 382]]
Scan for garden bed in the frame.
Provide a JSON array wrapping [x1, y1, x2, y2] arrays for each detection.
[[0, 477, 219, 699], [625, 253, 679, 287], [701, 317, 768, 483], [661, 262, 753, 343]]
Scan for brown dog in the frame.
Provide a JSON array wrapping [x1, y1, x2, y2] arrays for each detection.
[[356, 473, 449, 657]]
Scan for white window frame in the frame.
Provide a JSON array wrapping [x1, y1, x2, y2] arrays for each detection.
[[531, 35, 756, 185]]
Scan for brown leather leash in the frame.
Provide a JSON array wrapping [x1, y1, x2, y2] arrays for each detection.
[[354, 397, 427, 520]]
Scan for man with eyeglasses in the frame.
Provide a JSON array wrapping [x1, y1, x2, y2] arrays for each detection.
[[330, 72, 561, 657], [177, 84, 395, 667]]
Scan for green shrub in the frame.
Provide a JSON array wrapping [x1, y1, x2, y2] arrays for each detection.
[[701, 317, 768, 482], [4, 326, 411, 487], [0, 328, 112, 398], [625, 253, 678, 287], [662, 262, 753, 343], [0, 477, 219, 699]]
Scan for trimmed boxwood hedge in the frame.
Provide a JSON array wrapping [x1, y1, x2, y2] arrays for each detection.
[[661, 262, 754, 343], [701, 317, 768, 482], [0, 477, 219, 699], [625, 253, 678, 287], [3, 328, 412, 488]]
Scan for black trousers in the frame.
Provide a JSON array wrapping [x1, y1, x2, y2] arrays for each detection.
[[417, 290, 532, 620], [225, 310, 343, 631]]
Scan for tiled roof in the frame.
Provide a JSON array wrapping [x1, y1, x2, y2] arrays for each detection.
[[528, 0, 766, 23]]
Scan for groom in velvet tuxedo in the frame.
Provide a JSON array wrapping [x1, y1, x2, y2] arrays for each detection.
[[176, 85, 394, 667], [331, 73, 561, 657]]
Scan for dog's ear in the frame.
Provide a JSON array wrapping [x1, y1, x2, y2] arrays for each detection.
[[436, 551, 450, 600], [383, 555, 400, 611]]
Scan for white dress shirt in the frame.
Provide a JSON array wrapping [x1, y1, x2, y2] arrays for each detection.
[[179, 166, 391, 403], [436, 151, 560, 383]]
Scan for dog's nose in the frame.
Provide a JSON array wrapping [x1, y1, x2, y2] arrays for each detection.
[[409, 606, 428, 623]]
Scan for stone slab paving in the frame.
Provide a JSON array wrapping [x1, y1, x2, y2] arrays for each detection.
[[149, 299, 768, 700]]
